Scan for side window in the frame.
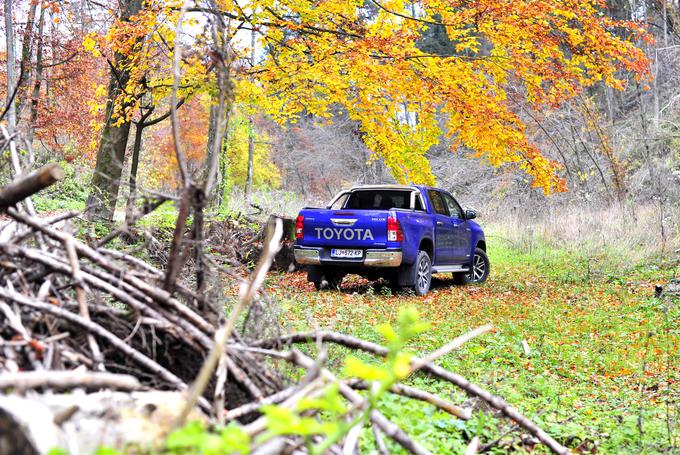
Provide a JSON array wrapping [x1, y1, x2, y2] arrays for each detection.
[[427, 190, 448, 216], [442, 193, 463, 219], [330, 193, 349, 210], [413, 194, 425, 211]]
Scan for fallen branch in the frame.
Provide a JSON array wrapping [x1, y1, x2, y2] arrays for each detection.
[[5, 209, 216, 338], [255, 330, 568, 454], [175, 218, 283, 427], [465, 436, 480, 455], [224, 385, 298, 421], [347, 380, 470, 420], [64, 236, 104, 371], [0, 371, 141, 391], [0, 242, 210, 351], [258, 347, 434, 455]]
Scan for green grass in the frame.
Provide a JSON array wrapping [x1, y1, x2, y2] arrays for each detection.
[[138, 201, 183, 230], [268, 241, 679, 453], [32, 161, 89, 212]]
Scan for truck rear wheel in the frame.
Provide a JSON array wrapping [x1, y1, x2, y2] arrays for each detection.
[[453, 248, 490, 285], [411, 250, 432, 296]]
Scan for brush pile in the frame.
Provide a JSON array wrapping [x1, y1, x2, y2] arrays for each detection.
[[0, 142, 568, 454]]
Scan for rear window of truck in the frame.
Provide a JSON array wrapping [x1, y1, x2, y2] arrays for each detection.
[[344, 190, 412, 210]]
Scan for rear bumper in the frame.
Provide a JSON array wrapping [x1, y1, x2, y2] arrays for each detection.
[[293, 246, 402, 267]]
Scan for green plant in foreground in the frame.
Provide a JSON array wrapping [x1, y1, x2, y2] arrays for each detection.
[[165, 421, 250, 455], [163, 308, 429, 455]]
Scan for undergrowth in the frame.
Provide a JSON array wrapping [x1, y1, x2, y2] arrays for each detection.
[[32, 161, 89, 212], [271, 240, 679, 453], [30, 183, 679, 453]]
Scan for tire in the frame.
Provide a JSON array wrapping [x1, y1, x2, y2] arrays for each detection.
[[411, 250, 432, 296], [453, 248, 490, 285], [313, 269, 344, 291]]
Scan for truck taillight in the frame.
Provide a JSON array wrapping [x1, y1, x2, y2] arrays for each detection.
[[295, 215, 304, 239], [387, 216, 404, 242]]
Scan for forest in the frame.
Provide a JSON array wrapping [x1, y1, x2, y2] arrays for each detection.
[[0, 0, 679, 454]]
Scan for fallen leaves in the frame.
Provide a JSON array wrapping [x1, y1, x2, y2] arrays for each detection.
[[265, 245, 678, 452]]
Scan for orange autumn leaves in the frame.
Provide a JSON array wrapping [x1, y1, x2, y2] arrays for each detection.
[[85, 0, 651, 193], [250, 0, 650, 193]]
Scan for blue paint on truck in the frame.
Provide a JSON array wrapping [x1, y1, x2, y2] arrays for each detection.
[[293, 185, 489, 295]]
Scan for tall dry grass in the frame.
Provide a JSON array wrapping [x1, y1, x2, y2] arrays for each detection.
[[226, 189, 679, 273], [488, 202, 680, 270], [222, 188, 313, 219]]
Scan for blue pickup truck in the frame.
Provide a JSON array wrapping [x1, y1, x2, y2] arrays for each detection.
[[293, 185, 488, 295]]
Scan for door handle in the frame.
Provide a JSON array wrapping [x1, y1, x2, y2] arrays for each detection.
[[452, 222, 459, 228], [436, 221, 443, 226]]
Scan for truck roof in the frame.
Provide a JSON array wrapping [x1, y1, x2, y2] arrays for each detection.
[[349, 184, 419, 190]]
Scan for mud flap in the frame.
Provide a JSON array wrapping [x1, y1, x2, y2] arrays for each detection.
[[397, 262, 416, 286]]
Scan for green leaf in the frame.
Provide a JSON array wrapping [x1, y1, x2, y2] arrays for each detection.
[[94, 448, 120, 455], [376, 323, 398, 343], [262, 405, 337, 437], [298, 383, 347, 414], [393, 352, 413, 379], [262, 405, 300, 436], [166, 421, 207, 451], [220, 424, 251, 455], [344, 356, 390, 382], [397, 307, 430, 341]]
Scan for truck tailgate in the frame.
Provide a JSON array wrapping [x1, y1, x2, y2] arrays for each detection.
[[299, 209, 390, 248]]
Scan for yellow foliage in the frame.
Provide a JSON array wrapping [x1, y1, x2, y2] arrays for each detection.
[[224, 110, 280, 191], [248, 0, 650, 193], [87, 0, 651, 194]]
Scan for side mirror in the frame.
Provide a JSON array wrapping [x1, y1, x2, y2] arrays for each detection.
[[465, 209, 477, 220]]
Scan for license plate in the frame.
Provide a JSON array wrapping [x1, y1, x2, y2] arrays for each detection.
[[331, 249, 363, 259]]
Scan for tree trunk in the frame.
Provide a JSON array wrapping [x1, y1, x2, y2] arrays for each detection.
[[16, 0, 37, 121], [217, 120, 230, 205], [86, 0, 143, 222], [124, 113, 150, 225], [4, 0, 17, 132], [28, 5, 45, 145], [652, 49, 660, 129], [245, 29, 256, 197], [246, 116, 255, 197], [205, 103, 218, 186], [662, 0, 668, 46]]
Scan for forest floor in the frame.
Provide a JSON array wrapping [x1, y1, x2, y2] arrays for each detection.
[[265, 240, 679, 453]]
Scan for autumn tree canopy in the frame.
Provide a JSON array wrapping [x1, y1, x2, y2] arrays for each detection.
[[77, 0, 650, 217], [238, 0, 650, 193]]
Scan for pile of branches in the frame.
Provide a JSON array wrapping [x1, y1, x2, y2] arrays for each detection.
[[0, 141, 568, 455]]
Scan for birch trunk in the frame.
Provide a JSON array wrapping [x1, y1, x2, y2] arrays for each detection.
[[4, 0, 17, 132], [245, 29, 256, 197], [28, 5, 45, 145]]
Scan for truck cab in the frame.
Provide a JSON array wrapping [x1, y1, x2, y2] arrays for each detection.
[[294, 185, 488, 295]]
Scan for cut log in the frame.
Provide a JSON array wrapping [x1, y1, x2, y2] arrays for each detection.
[[0, 391, 206, 455], [0, 163, 64, 209]]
